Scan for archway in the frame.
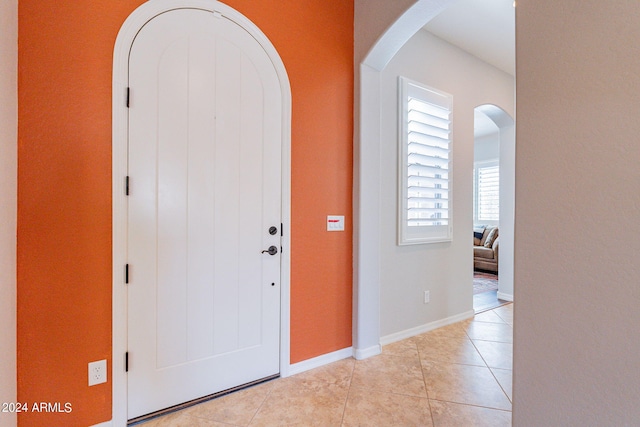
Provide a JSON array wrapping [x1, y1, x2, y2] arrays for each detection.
[[353, 0, 514, 356]]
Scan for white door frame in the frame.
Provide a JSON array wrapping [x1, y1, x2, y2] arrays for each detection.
[[112, 1, 291, 424]]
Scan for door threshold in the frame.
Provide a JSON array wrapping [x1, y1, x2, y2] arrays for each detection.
[[127, 374, 280, 426]]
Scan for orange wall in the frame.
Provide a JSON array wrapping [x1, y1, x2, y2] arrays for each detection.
[[17, 1, 353, 425]]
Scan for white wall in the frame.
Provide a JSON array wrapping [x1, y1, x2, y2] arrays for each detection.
[[513, 1, 640, 424], [0, 0, 18, 425], [497, 124, 515, 300], [379, 30, 514, 337]]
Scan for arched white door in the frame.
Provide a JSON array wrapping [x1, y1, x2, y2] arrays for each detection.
[[126, 8, 282, 418]]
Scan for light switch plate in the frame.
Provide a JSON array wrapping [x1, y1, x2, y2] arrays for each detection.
[[327, 215, 345, 231]]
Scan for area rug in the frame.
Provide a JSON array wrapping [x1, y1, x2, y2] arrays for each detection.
[[473, 271, 498, 294]]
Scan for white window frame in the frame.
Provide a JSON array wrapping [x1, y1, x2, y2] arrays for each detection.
[[473, 160, 499, 226], [398, 77, 453, 245]]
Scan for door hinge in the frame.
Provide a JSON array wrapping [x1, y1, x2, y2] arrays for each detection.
[[126, 87, 130, 108], [125, 352, 129, 372], [125, 176, 130, 196], [281, 223, 283, 236], [125, 264, 129, 284]]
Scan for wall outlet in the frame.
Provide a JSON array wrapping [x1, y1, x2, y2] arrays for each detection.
[[88, 359, 107, 386], [424, 291, 430, 304]]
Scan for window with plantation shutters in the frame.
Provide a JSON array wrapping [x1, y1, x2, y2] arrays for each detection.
[[398, 77, 453, 245], [474, 162, 499, 224]]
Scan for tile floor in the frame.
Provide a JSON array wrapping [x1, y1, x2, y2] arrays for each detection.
[[139, 303, 513, 427]]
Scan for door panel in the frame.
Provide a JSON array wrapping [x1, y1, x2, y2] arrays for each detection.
[[127, 8, 282, 419]]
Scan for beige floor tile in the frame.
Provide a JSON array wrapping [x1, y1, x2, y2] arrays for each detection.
[[139, 410, 232, 427], [383, 337, 420, 359], [492, 304, 513, 325], [490, 368, 512, 402], [472, 310, 506, 324], [183, 380, 274, 426], [417, 322, 469, 340], [415, 334, 486, 367], [463, 321, 513, 343], [351, 353, 427, 397], [472, 340, 513, 370], [342, 387, 433, 427], [422, 361, 511, 410], [495, 303, 513, 313], [429, 400, 511, 427], [292, 358, 355, 388], [138, 305, 515, 426], [249, 377, 348, 426]]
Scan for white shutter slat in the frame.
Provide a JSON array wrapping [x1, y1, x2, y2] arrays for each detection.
[[408, 142, 448, 158], [408, 165, 449, 182], [408, 155, 449, 171], [408, 97, 450, 119], [408, 110, 450, 130], [408, 121, 450, 141]]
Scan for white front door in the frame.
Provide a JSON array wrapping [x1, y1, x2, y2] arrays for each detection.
[[127, 8, 282, 419]]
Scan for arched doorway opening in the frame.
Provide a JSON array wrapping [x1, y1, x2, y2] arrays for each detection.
[[354, 0, 515, 356], [473, 104, 515, 312]]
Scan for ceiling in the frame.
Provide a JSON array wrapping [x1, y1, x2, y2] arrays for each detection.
[[423, 0, 515, 76]]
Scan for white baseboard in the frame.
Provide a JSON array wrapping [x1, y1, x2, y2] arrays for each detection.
[[91, 421, 113, 427], [497, 291, 514, 302], [380, 310, 475, 346], [287, 347, 353, 376], [353, 344, 382, 360]]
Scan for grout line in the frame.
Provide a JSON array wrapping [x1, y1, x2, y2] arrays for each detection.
[[339, 359, 357, 426], [426, 397, 436, 426], [346, 358, 356, 388], [417, 339, 437, 425], [493, 308, 513, 324], [245, 379, 278, 426], [428, 397, 512, 413], [468, 316, 493, 370], [471, 337, 513, 344], [348, 384, 430, 400], [489, 367, 513, 404], [339, 384, 352, 426], [472, 308, 513, 406]]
